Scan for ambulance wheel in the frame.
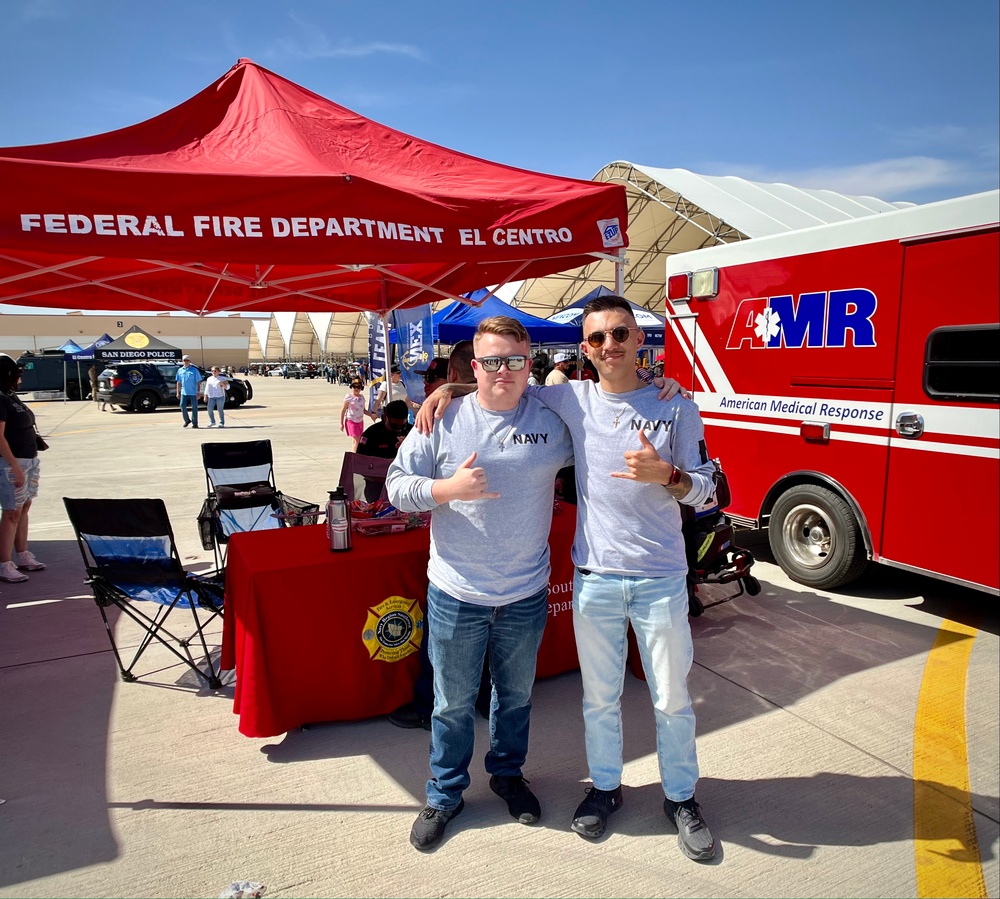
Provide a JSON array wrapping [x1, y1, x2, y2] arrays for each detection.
[[769, 484, 867, 590]]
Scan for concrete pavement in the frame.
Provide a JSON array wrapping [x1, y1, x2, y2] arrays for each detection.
[[1, 377, 996, 898]]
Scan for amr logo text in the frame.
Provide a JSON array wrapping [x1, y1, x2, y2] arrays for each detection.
[[726, 288, 877, 350]]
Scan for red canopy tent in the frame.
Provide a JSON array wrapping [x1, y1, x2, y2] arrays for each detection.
[[0, 59, 627, 316]]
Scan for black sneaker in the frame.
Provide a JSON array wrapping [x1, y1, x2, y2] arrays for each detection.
[[571, 785, 623, 838], [409, 799, 464, 851], [664, 797, 716, 860], [489, 775, 540, 824], [388, 702, 431, 731]]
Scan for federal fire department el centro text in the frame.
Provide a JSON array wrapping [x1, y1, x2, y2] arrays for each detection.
[[18, 212, 576, 246]]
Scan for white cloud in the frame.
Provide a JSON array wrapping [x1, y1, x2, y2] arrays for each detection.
[[710, 156, 992, 201], [265, 14, 425, 63], [20, 0, 63, 20]]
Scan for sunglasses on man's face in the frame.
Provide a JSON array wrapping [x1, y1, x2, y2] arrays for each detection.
[[475, 355, 528, 372], [585, 326, 638, 348]]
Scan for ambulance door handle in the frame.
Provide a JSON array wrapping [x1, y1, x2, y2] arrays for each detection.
[[895, 411, 924, 439]]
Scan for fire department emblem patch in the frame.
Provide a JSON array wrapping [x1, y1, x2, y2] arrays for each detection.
[[362, 595, 424, 662]]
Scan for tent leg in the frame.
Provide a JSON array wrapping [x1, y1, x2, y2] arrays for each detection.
[[614, 251, 625, 296], [381, 311, 392, 403]]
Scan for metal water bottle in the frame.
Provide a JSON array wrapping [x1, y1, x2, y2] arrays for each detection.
[[326, 487, 352, 552]]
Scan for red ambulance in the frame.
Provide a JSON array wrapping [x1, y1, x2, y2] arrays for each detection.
[[663, 190, 999, 593]]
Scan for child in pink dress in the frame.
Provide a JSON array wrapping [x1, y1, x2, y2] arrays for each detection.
[[340, 379, 375, 451]]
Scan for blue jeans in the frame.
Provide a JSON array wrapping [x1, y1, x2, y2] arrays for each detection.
[[206, 396, 225, 426], [573, 570, 699, 802], [179, 394, 198, 426], [425, 582, 548, 811]]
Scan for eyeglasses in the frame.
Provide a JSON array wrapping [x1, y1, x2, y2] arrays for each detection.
[[585, 327, 638, 348], [351, 384, 363, 390], [475, 355, 528, 372]]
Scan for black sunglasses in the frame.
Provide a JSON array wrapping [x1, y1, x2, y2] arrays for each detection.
[[475, 355, 528, 372], [585, 326, 638, 348]]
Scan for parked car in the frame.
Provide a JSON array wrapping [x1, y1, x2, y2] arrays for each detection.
[[96, 363, 253, 413], [268, 363, 320, 379]]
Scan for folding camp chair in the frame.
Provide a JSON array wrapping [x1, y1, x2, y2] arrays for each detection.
[[64, 497, 226, 689], [338, 452, 393, 504], [198, 440, 319, 569]]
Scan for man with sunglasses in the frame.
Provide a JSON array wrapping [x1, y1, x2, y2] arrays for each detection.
[[387, 316, 574, 852], [417, 295, 717, 861]]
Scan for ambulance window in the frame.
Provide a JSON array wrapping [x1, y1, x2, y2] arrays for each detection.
[[924, 325, 999, 402]]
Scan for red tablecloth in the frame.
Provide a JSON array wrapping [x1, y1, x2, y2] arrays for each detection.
[[222, 506, 578, 737]]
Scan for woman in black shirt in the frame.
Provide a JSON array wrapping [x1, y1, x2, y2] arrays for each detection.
[[0, 355, 45, 583]]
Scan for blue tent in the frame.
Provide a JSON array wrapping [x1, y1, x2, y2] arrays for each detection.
[[53, 339, 84, 354], [436, 290, 580, 345], [67, 334, 114, 361], [547, 286, 666, 343]]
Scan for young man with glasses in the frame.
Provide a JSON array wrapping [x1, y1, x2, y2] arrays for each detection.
[[417, 295, 717, 861], [386, 316, 574, 852]]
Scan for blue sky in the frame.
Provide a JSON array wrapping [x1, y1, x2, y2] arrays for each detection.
[[1, 0, 997, 207]]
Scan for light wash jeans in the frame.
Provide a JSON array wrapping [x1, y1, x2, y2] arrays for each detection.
[[425, 581, 548, 811], [179, 394, 198, 427], [573, 569, 699, 802], [206, 395, 225, 426]]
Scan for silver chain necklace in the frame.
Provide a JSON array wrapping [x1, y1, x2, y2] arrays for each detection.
[[600, 391, 630, 428], [476, 397, 522, 451]]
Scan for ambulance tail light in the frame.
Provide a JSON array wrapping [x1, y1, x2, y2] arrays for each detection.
[[667, 272, 691, 301], [800, 421, 830, 442]]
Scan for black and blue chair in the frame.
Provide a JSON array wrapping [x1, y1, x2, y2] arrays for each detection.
[[64, 496, 225, 689]]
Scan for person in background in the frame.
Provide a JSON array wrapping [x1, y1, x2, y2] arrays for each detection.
[[387, 316, 574, 852], [0, 355, 45, 585], [545, 352, 573, 386], [636, 357, 655, 384], [374, 365, 419, 418], [175, 355, 203, 429], [571, 357, 599, 383], [205, 366, 230, 429], [88, 364, 99, 403], [340, 378, 376, 452], [447, 340, 475, 385], [356, 399, 413, 502], [417, 358, 449, 400]]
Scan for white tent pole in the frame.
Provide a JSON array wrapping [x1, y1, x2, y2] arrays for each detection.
[[382, 312, 393, 404], [614, 250, 625, 295]]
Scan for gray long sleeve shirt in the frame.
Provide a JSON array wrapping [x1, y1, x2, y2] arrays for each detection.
[[529, 381, 715, 579], [386, 392, 573, 606]]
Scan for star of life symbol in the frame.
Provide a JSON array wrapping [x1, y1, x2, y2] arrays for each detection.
[[754, 307, 781, 342]]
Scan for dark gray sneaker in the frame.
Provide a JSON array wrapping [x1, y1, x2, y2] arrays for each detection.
[[409, 799, 464, 851], [489, 775, 540, 824], [664, 797, 716, 860], [571, 786, 623, 838]]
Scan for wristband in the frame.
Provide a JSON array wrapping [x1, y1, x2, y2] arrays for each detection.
[[668, 466, 683, 487]]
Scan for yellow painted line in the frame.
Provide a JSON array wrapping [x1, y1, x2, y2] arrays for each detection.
[[913, 619, 986, 898]]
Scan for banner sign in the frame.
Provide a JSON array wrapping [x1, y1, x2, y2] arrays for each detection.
[[367, 312, 389, 411], [392, 304, 433, 402]]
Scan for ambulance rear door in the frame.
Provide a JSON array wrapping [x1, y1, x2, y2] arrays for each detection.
[[880, 226, 1000, 592]]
